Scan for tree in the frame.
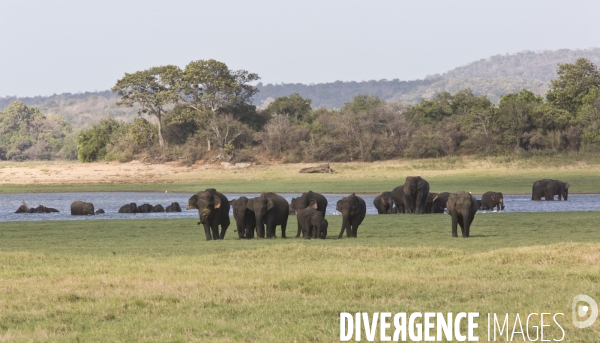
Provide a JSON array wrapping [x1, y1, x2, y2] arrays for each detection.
[[112, 65, 182, 148], [265, 93, 312, 121], [498, 89, 542, 151], [181, 59, 260, 152], [546, 58, 600, 114], [76, 118, 122, 162]]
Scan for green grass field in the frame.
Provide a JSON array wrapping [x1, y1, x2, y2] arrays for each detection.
[[1, 213, 599, 342]]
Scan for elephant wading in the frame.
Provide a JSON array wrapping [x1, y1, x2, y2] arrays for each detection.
[[137, 204, 153, 213], [290, 191, 328, 237], [187, 189, 231, 241], [403, 176, 430, 214], [391, 186, 407, 213], [165, 202, 182, 212], [71, 201, 95, 215], [480, 191, 505, 211], [373, 191, 394, 214], [297, 206, 328, 239], [336, 193, 366, 238], [246, 193, 289, 238], [119, 203, 137, 213], [541, 180, 570, 201], [431, 192, 450, 213], [447, 191, 478, 238], [230, 197, 257, 239], [152, 204, 165, 212]]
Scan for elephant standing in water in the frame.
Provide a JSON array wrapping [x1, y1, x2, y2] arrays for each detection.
[[290, 191, 328, 237], [71, 201, 95, 215], [297, 207, 328, 239], [165, 202, 182, 212], [119, 203, 137, 213], [187, 189, 230, 241], [532, 179, 570, 200], [230, 197, 257, 239], [246, 193, 289, 238], [373, 191, 394, 214], [447, 191, 478, 238], [480, 191, 505, 211], [336, 193, 366, 238], [391, 186, 407, 213], [403, 176, 430, 214]]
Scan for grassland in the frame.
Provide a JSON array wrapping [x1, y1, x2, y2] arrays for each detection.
[[1, 153, 600, 194], [1, 213, 599, 342]]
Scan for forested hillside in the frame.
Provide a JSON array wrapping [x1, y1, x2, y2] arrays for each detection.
[[1, 48, 599, 125]]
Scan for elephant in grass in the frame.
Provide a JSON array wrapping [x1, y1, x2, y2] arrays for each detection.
[[403, 176, 430, 214], [71, 201, 95, 215], [297, 206, 328, 239], [187, 189, 231, 241], [373, 191, 394, 214], [230, 197, 257, 239], [480, 191, 505, 211], [290, 191, 328, 237], [336, 193, 366, 238], [246, 193, 289, 239], [447, 191, 478, 238]]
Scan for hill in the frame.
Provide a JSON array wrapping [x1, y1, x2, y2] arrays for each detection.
[[2, 48, 600, 125]]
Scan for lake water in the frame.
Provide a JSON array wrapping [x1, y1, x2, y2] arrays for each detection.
[[0, 192, 598, 222]]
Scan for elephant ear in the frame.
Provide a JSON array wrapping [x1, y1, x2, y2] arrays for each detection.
[[267, 198, 275, 211], [309, 199, 318, 209], [246, 199, 254, 211], [213, 195, 222, 209], [230, 199, 237, 207], [565, 183, 571, 189], [290, 198, 297, 210], [336, 200, 342, 212]]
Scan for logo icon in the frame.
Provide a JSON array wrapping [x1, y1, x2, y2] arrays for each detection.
[[572, 294, 598, 328]]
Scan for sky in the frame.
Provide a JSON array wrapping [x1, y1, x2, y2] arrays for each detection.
[[1, 0, 600, 97]]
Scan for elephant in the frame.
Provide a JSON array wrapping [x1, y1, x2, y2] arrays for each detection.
[[230, 197, 257, 239], [424, 192, 437, 214], [532, 179, 552, 200], [137, 204, 153, 213], [34, 205, 59, 213], [290, 191, 328, 237], [288, 205, 296, 215], [336, 193, 366, 238], [15, 201, 30, 213], [70, 201, 95, 215], [447, 191, 478, 238], [297, 206, 328, 239], [118, 203, 137, 213], [95, 209, 105, 214], [165, 202, 182, 212], [476, 200, 482, 210], [152, 204, 165, 212], [391, 186, 407, 213], [373, 191, 394, 214], [545, 180, 570, 201], [246, 192, 289, 239], [403, 176, 430, 214], [187, 189, 231, 240], [431, 192, 451, 214], [480, 191, 505, 211]]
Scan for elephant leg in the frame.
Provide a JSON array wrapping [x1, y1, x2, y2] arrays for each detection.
[[203, 224, 213, 241], [295, 222, 303, 238], [219, 222, 229, 240], [280, 219, 287, 238], [451, 214, 458, 237], [211, 224, 220, 240], [457, 216, 465, 237], [338, 218, 349, 239], [236, 222, 245, 239]]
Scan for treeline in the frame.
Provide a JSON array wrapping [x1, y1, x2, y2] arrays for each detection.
[[2, 58, 599, 163]]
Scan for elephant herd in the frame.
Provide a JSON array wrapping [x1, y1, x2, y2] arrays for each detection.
[[117, 202, 182, 213], [187, 189, 366, 241], [12, 177, 571, 241]]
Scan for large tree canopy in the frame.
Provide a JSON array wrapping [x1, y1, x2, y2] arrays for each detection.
[[546, 58, 600, 114], [112, 65, 182, 148]]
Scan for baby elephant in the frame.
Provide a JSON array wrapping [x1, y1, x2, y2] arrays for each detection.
[[297, 206, 328, 239]]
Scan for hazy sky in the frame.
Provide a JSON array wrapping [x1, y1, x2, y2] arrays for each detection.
[[2, 0, 600, 97]]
